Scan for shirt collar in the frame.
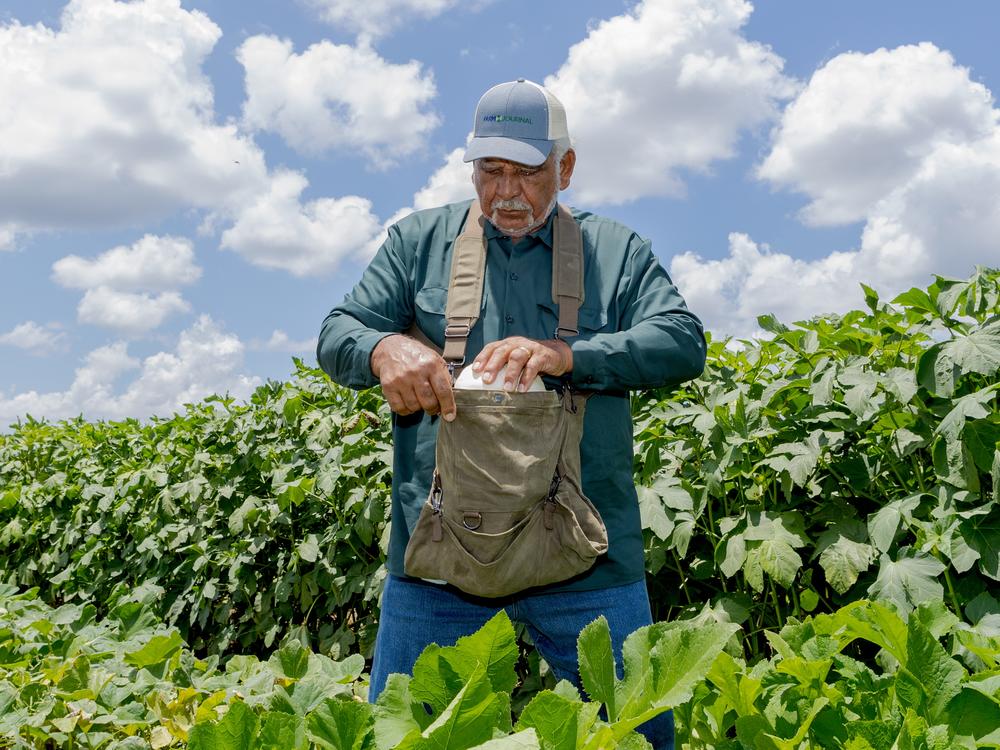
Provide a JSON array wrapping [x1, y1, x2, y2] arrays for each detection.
[[483, 204, 557, 248]]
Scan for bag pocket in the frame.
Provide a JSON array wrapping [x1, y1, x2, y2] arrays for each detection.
[[439, 391, 565, 504]]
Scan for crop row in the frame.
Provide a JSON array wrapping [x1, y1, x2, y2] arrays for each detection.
[[2, 270, 998, 664], [2, 585, 997, 748]]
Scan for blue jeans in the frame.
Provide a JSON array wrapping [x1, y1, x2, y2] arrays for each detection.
[[370, 575, 674, 750]]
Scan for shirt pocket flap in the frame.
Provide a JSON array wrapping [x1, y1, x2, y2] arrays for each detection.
[[415, 286, 448, 315]]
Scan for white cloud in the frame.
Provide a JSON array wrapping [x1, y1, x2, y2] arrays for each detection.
[[238, 35, 439, 167], [0, 225, 18, 251], [220, 170, 383, 276], [52, 235, 201, 291], [545, 0, 796, 205], [369, 146, 475, 257], [674, 42, 1000, 337], [0, 322, 67, 355], [251, 329, 317, 354], [759, 43, 997, 226], [77, 288, 190, 335], [0, 316, 261, 425], [299, 0, 465, 39], [671, 233, 865, 337], [411, 147, 475, 211], [0, 0, 269, 232]]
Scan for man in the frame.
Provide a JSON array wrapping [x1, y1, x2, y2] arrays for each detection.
[[317, 78, 705, 748]]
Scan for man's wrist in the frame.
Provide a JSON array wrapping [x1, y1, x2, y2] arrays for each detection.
[[370, 333, 403, 378]]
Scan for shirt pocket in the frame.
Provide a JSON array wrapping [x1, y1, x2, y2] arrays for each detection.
[[413, 286, 448, 346]]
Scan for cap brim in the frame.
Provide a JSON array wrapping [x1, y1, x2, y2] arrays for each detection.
[[463, 136, 553, 166]]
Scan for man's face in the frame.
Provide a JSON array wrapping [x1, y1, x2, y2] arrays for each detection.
[[472, 149, 576, 238]]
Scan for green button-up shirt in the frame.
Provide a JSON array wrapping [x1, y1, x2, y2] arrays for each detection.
[[318, 200, 705, 593]]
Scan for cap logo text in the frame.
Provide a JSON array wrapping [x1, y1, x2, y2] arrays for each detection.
[[482, 115, 533, 124]]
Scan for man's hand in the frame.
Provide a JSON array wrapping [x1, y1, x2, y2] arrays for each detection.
[[371, 335, 457, 421], [472, 336, 572, 392]]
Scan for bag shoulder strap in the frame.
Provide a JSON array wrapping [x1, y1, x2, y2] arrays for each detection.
[[440, 201, 585, 368], [552, 203, 585, 339], [441, 200, 487, 365]]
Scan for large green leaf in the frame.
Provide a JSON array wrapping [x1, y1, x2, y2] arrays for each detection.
[[373, 675, 429, 750], [895, 617, 966, 725], [258, 712, 307, 750], [961, 506, 1000, 580], [396, 665, 505, 750], [516, 691, 581, 750], [188, 701, 259, 750], [614, 621, 740, 735], [867, 495, 922, 554], [307, 697, 374, 750], [917, 320, 1000, 397], [868, 548, 945, 613], [123, 632, 183, 669], [270, 638, 311, 680], [757, 538, 802, 588], [577, 616, 617, 720], [817, 520, 877, 594], [447, 612, 518, 694], [468, 730, 540, 749]]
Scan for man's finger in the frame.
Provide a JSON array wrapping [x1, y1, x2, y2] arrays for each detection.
[[430, 369, 456, 421], [414, 381, 440, 415]]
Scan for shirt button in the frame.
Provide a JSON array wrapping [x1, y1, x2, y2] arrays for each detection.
[[505, 314, 514, 324], [509, 272, 519, 281], [585, 375, 595, 384]]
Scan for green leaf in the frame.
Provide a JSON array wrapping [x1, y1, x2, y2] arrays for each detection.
[[270, 638, 311, 680], [638, 486, 674, 541], [614, 621, 740, 735], [949, 679, 1000, 744], [123, 631, 183, 669], [867, 548, 945, 614], [188, 701, 259, 750], [758, 538, 802, 588], [965, 420, 1000, 473], [577, 616, 617, 720], [868, 495, 922, 553], [895, 617, 966, 724], [516, 691, 581, 750], [373, 675, 429, 750], [258, 712, 307, 750], [448, 611, 519, 695], [917, 320, 1000, 397], [961, 506, 1000, 580], [298, 534, 321, 563], [935, 386, 999, 441], [307, 697, 373, 750], [468, 730, 540, 749], [817, 520, 876, 594], [397, 665, 504, 750]]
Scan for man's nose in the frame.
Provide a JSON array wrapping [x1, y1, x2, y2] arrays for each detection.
[[496, 171, 522, 199]]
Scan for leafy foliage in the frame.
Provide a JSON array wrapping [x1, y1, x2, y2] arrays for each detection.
[[0, 366, 393, 658], [634, 268, 1000, 658]]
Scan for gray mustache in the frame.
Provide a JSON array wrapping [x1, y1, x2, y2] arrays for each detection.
[[492, 199, 532, 212]]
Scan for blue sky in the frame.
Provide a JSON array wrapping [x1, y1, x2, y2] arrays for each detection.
[[2, 0, 999, 424]]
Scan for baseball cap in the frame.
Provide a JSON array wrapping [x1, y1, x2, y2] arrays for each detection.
[[463, 78, 569, 167]]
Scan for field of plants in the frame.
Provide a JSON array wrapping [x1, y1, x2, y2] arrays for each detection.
[[0, 268, 998, 748]]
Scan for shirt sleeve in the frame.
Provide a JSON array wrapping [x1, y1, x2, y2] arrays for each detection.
[[569, 236, 706, 391], [316, 224, 413, 389]]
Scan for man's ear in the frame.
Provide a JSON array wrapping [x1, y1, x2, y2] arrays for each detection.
[[558, 149, 576, 191]]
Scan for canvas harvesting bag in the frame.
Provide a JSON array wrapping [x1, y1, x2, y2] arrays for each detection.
[[403, 201, 608, 598]]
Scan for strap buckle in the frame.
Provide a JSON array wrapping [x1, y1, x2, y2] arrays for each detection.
[[554, 326, 579, 340], [444, 323, 471, 339]]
